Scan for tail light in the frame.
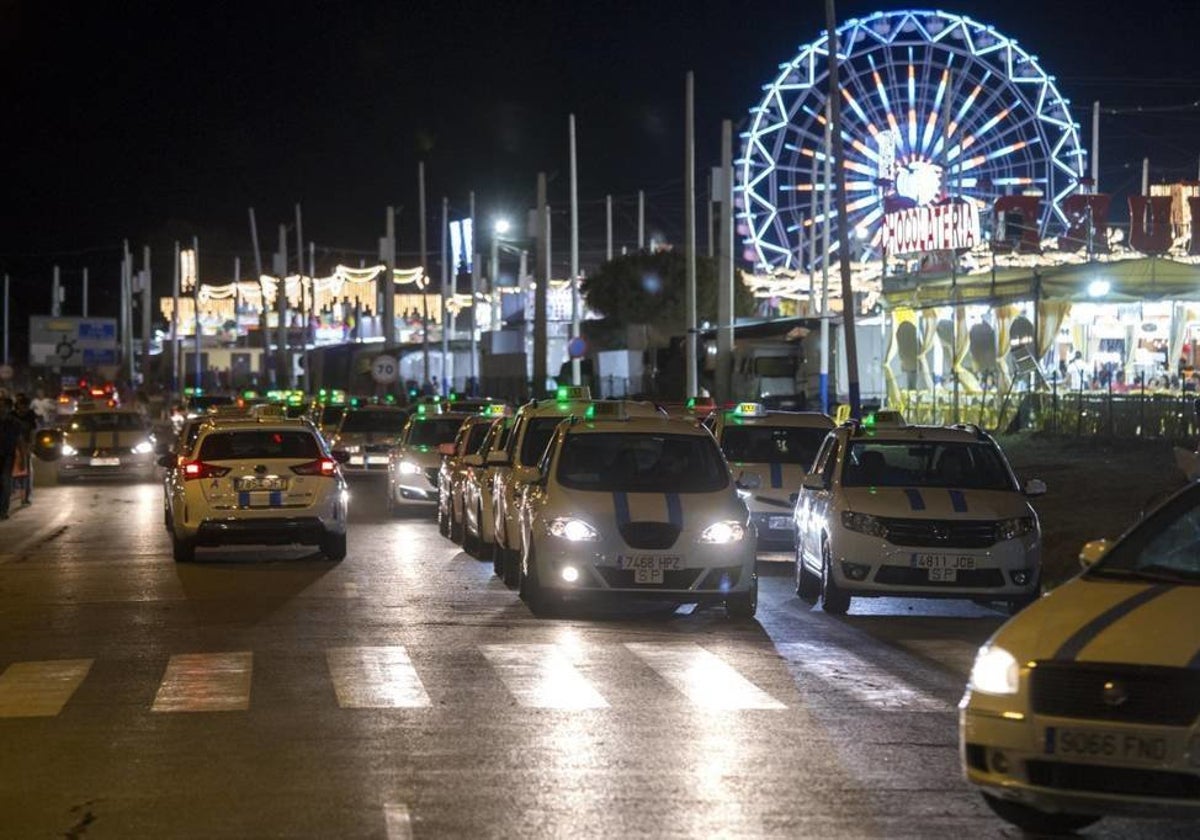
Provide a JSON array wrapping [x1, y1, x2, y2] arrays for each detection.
[[290, 458, 337, 476], [183, 460, 231, 480]]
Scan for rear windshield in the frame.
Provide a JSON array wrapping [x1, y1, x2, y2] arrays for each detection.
[[187, 395, 235, 411], [840, 441, 1015, 490], [719, 425, 829, 468], [198, 430, 321, 461], [407, 418, 464, 447], [340, 410, 408, 433], [556, 432, 729, 493], [68, 413, 148, 432], [519, 417, 567, 466]]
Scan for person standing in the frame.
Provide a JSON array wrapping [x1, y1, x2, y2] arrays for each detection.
[[0, 397, 26, 519], [12, 394, 37, 505]]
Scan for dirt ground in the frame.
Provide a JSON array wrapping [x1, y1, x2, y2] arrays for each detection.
[[997, 433, 1187, 588]]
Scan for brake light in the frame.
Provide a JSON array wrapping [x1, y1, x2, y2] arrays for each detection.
[[90, 388, 106, 397], [290, 458, 337, 476], [182, 460, 231, 480]]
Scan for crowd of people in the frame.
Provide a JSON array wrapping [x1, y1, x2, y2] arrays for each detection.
[[0, 391, 49, 519]]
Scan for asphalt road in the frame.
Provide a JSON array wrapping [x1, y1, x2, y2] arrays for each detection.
[[0, 470, 1193, 839]]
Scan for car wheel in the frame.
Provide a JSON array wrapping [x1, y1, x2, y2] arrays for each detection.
[[725, 574, 758, 619], [491, 537, 505, 578], [819, 539, 851, 615], [321, 531, 347, 562], [172, 535, 195, 563], [502, 544, 521, 589], [437, 495, 450, 536], [449, 504, 464, 545], [981, 793, 1100, 834], [795, 542, 820, 602]]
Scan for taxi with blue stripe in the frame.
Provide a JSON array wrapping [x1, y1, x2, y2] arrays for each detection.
[[707, 402, 834, 552], [793, 415, 1044, 614], [512, 401, 757, 617], [961, 480, 1200, 833], [162, 418, 349, 563]]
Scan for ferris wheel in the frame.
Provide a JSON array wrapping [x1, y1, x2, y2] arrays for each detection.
[[738, 9, 1086, 271]]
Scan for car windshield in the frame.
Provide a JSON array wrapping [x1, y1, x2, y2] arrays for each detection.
[[198, 430, 321, 460], [720, 425, 829, 467], [556, 432, 729, 493], [320, 406, 345, 426], [340, 410, 408, 434], [840, 440, 1015, 490], [1089, 484, 1200, 583], [68, 413, 147, 432], [407, 418, 464, 447], [519, 417, 568, 466]]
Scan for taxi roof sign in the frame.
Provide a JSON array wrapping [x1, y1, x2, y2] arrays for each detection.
[[863, 409, 905, 428], [481, 403, 509, 417], [733, 402, 768, 418], [556, 385, 592, 402]]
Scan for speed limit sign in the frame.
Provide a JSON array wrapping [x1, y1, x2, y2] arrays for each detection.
[[370, 354, 399, 384]]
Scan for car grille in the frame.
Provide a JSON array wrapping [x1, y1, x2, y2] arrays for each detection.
[[873, 566, 1005, 587], [596, 567, 704, 589], [1025, 760, 1200, 800], [618, 521, 681, 549], [879, 517, 996, 548], [1031, 662, 1200, 726]]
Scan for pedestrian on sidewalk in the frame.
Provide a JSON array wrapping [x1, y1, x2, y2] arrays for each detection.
[[13, 393, 38, 505], [0, 397, 26, 520]]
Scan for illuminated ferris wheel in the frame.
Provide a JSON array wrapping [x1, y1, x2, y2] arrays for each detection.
[[738, 9, 1086, 270]]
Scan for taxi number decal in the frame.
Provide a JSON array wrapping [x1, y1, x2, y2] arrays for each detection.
[[1044, 727, 1169, 764]]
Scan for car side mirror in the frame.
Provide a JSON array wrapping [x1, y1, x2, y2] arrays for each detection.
[[512, 465, 542, 485], [437, 442, 457, 456], [735, 472, 762, 490], [801, 473, 827, 491], [1024, 478, 1047, 497], [486, 451, 511, 468], [157, 453, 177, 468], [463, 453, 484, 468], [330, 449, 351, 464], [1079, 538, 1112, 569]]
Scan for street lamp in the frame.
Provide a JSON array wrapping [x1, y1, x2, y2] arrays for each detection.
[[491, 218, 511, 334]]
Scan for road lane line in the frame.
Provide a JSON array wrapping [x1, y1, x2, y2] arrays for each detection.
[[326, 646, 431, 709], [776, 641, 947, 711], [481, 644, 608, 709], [624, 643, 786, 710], [151, 652, 252, 713], [0, 659, 93, 717], [384, 802, 413, 840]]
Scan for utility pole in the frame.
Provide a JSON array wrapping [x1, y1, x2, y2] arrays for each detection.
[[82, 267, 89, 317], [141, 245, 152, 388], [606, 194, 613, 261], [192, 236, 202, 390], [51, 265, 61, 317], [383, 206, 396, 349], [820, 104, 832, 415], [441, 196, 450, 395], [305, 244, 313, 392], [684, 71, 698, 398], [569, 114, 581, 386], [826, 0, 861, 418], [172, 242, 180, 393], [123, 240, 135, 386], [1091, 102, 1100, 191], [469, 191, 480, 392], [248, 208, 269, 380], [419, 161, 430, 388], [638, 189, 645, 251], [717, 119, 735, 403], [3, 274, 8, 366], [533, 172, 548, 396], [276, 225, 289, 387]]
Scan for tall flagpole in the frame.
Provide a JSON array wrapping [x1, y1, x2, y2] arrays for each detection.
[[569, 114, 581, 386], [419, 161, 430, 388], [684, 71, 698, 398]]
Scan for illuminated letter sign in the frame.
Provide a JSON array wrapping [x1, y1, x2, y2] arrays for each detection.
[[1127, 196, 1173, 255], [992, 196, 1042, 254], [882, 202, 979, 255], [1057, 194, 1111, 253]]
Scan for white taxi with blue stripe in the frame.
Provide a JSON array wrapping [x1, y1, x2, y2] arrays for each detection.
[[513, 402, 757, 617], [707, 402, 834, 552], [793, 416, 1044, 614], [961, 480, 1200, 834], [163, 418, 349, 562]]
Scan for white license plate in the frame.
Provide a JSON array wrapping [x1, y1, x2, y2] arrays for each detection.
[[349, 456, 365, 465], [619, 555, 683, 572], [929, 567, 957, 582], [634, 569, 663, 584], [236, 477, 288, 491], [365, 455, 386, 465], [768, 516, 792, 530], [912, 553, 977, 570], [1045, 726, 1170, 765], [89, 457, 120, 466]]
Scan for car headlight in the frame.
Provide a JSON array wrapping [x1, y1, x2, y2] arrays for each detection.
[[399, 460, 423, 475], [969, 645, 1020, 695], [841, 510, 888, 538], [132, 441, 154, 455], [62, 443, 78, 456], [546, 517, 599, 541], [996, 516, 1036, 541], [698, 521, 746, 544]]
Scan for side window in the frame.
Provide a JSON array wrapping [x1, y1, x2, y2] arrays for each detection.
[[809, 438, 832, 481], [821, 441, 840, 486], [506, 419, 524, 457]]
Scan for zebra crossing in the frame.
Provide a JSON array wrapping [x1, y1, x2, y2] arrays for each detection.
[[0, 638, 976, 719]]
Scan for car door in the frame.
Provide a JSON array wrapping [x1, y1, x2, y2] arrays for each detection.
[[798, 436, 838, 565]]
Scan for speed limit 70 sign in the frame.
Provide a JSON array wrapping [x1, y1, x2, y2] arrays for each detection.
[[371, 354, 399, 384]]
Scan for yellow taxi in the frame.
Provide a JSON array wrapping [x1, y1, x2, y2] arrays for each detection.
[[960, 480, 1200, 833]]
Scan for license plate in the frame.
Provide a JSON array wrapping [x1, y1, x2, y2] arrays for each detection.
[[236, 476, 288, 491], [929, 567, 957, 582], [634, 569, 663, 584], [1045, 726, 1170, 765], [349, 456, 365, 465], [365, 455, 386, 465], [619, 555, 683, 572], [912, 553, 977, 570], [768, 516, 792, 530], [89, 457, 120, 466]]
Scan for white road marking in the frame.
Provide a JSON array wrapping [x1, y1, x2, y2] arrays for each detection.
[[151, 652, 253, 713], [0, 659, 93, 717], [776, 642, 947, 711], [481, 644, 608, 709], [624, 642, 786, 710], [327, 646, 431, 709], [895, 638, 981, 678], [384, 802, 413, 840]]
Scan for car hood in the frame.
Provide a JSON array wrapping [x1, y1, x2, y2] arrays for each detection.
[[989, 575, 1200, 667], [840, 486, 1031, 520], [64, 428, 149, 450]]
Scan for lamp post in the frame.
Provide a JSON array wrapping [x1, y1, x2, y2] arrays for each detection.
[[491, 218, 511, 337]]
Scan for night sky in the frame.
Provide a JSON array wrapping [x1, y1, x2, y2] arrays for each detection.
[[2, 0, 1198, 361]]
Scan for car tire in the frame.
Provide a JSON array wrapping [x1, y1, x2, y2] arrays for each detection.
[[502, 545, 521, 589], [491, 538, 505, 578], [449, 504, 464, 545], [981, 793, 1100, 834], [725, 574, 758, 619], [321, 531, 347, 562], [172, 535, 195, 563], [820, 540, 851, 615], [437, 496, 450, 536], [795, 543, 820, 602]]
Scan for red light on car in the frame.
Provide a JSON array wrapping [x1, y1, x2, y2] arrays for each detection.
[[290, 458, 337, 476], [182, 460, 231, 480]]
